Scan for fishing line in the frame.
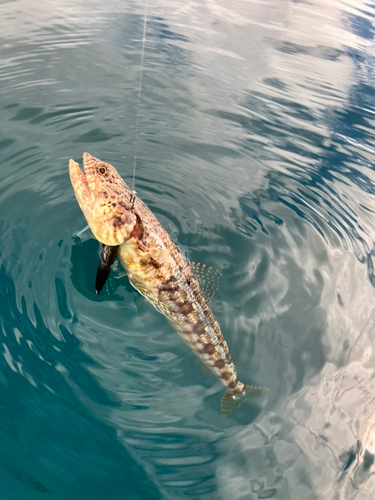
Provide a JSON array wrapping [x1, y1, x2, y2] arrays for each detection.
[[73, 3, 148, 236], [131, 0, 148, 202], [73, 224, 89, 238]]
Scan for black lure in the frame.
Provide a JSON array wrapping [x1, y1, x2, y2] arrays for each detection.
[[95, 244, 119, 294]]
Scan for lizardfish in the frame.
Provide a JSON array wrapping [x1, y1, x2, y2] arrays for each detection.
[[69, 152, 267, 415]]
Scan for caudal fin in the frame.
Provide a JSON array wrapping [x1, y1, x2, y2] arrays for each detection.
[[221, 385, 268, 417]]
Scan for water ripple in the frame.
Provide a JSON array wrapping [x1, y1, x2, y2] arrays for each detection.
[[2, 0, 375, 498]]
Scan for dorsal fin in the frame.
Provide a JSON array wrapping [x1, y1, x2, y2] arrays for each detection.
[[189, 262, 221, 303]]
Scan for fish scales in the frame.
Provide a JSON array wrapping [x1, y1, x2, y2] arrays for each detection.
[[69, 152, 267, 415], [118, 196, 237, 384]]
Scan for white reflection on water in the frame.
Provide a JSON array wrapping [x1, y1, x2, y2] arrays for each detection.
[[217, 255, 375, 499]]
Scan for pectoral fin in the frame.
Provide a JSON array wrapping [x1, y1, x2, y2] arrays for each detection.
[[133, 295, 147, 317], [189, 262, 221, 303], [95, 244, 119, 295], [111, 260, 128, 279]]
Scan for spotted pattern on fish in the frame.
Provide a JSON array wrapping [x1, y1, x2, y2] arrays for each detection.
[[69, 153, 267, 415]]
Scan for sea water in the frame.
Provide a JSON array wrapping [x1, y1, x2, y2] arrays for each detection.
[[1, 0, 375, 498]]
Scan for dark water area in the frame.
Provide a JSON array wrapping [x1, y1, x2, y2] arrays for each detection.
[[1, 0, 375, 498]]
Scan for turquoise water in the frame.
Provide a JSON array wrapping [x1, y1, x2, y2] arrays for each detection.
[[2, 0, 375, 498]]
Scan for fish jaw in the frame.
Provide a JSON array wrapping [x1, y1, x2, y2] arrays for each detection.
[[69, 153, 137, 246], [69, 158, 93, 209]]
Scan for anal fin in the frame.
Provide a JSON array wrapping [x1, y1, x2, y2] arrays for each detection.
[[201, 362, 210, 374]]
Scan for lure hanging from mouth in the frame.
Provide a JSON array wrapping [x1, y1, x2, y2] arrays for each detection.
[[95, 244, 119, 295]]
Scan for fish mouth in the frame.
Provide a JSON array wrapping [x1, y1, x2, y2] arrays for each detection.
[[69, 152, 136, 246], [69, 152, 98, 206]]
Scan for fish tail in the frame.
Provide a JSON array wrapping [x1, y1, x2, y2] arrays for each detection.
[[221, 384, 268, 417]]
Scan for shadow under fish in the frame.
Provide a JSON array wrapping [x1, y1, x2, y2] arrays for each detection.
[[70, 238, 124, 302]]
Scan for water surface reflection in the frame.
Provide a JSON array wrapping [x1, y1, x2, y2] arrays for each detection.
[[1, 0, 375, 498]]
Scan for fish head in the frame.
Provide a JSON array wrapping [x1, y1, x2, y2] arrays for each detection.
[[69, 152, 136, 245]]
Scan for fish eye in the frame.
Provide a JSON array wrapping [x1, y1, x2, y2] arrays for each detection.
[[97, 164, 107, 176]]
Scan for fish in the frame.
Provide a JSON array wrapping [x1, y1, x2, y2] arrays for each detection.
[[69, 152, 267, 416]]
